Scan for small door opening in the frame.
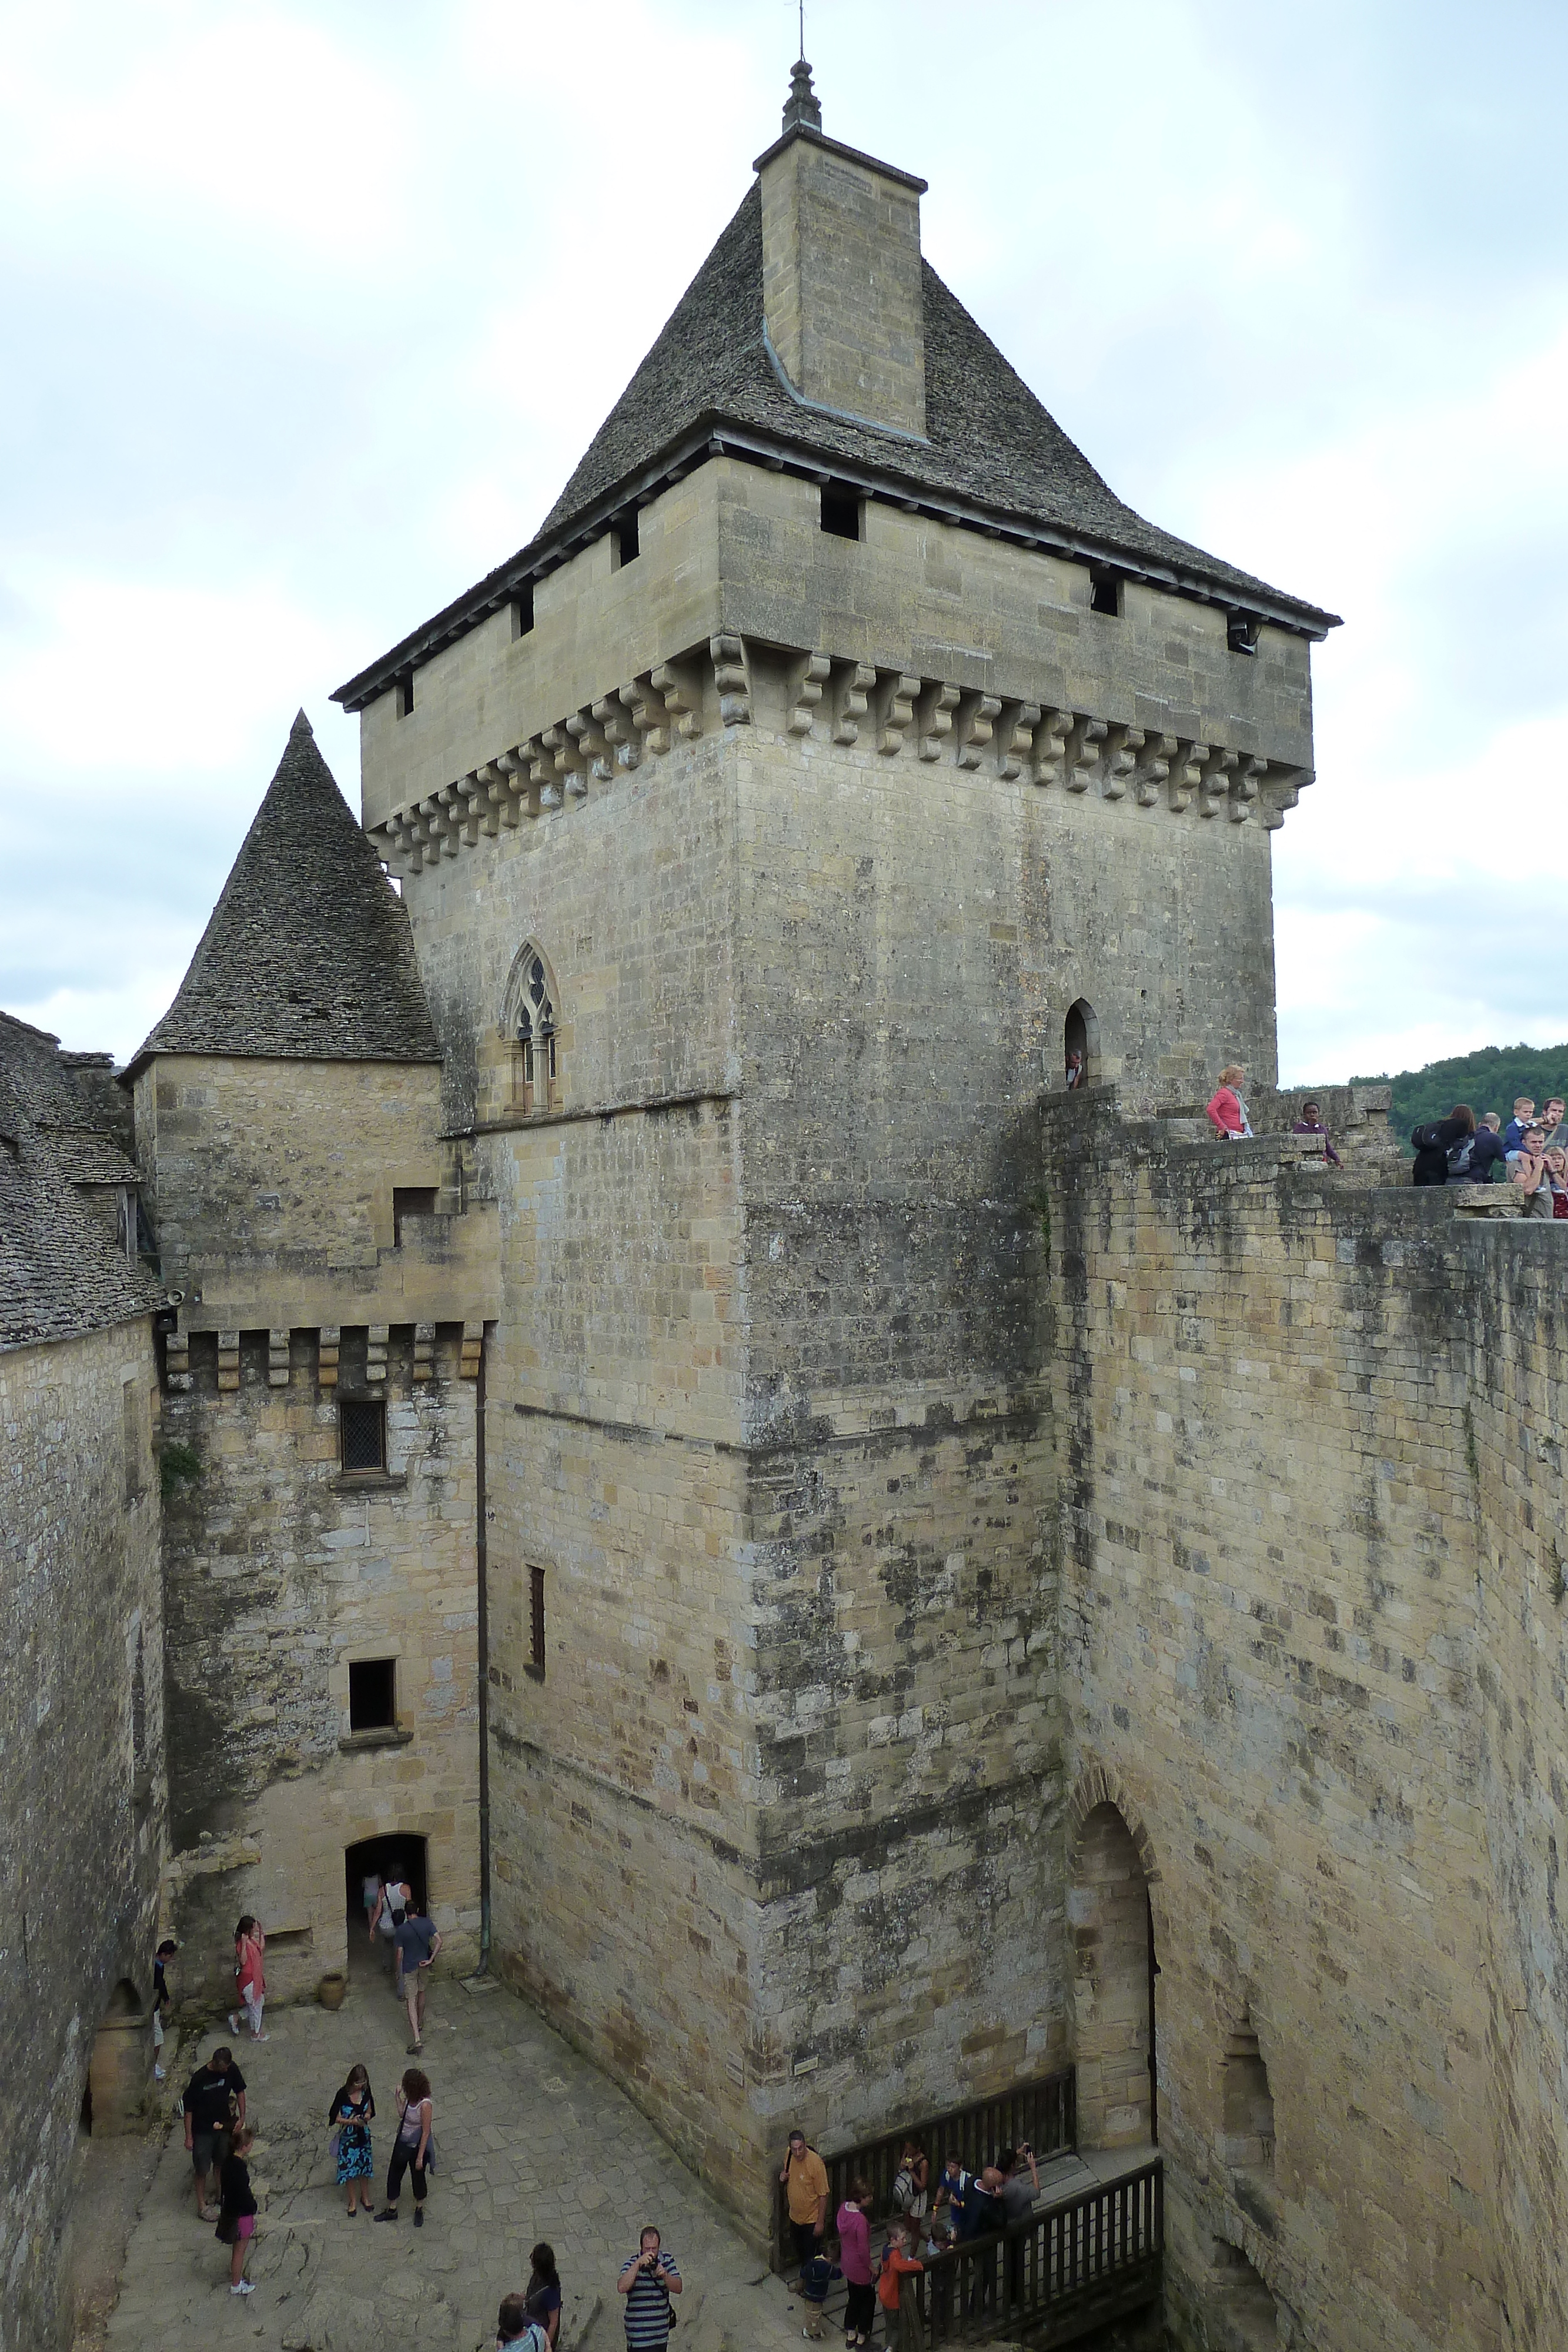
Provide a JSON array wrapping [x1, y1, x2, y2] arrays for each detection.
[[345, 1833, 429, 1934], [820, 483, 863, 541], [1064, 998, 1098, 1090]]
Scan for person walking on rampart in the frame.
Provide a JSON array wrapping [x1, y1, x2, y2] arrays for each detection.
[[617, 2225, 682, 2352], [182, 2044, 246, 2221], [328, 2063, 376, 2215], [780, 2128, 830, 2274], [393, 1897, 441, 2053], [375, 2064, 434, 2225], [1205, 1064, 1252, 1139]]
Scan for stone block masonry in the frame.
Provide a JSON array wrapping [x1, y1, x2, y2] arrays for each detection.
[[159, 1324, 483, 1997], [1040, 1091, 1567, 2352], [0, 1318, 163, 2352]]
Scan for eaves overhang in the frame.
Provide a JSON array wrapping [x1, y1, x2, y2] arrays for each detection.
[[332, 420, 1340, 715]]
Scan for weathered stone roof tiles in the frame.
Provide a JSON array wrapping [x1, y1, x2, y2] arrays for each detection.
[[336, 183, 1337, 710], [128, 711, 441, 1074], [0, 1015, 163, 1352]]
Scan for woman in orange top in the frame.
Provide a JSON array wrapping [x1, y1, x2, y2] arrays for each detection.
[[878, 2219, 924, 2337]]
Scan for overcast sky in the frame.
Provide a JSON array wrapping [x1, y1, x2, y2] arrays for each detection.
[[4, 0, 1565, 1081]]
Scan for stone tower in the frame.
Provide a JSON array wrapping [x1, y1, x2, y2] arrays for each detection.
[[329, 68, 1333, 2231], [130, 715, 497, 2000]]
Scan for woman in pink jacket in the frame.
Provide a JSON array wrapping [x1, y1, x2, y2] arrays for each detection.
[[837, 2179, 875, 2348], [1206, 1063, 1253, 1140], [230, 1916, 268, 2042]]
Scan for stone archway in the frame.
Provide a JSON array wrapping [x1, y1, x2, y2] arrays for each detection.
[[84, 1979, 149, 2137], [1068, 1768, 1159, 2150]]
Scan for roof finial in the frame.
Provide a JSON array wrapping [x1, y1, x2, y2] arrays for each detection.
[[783, 51, 821, 135]]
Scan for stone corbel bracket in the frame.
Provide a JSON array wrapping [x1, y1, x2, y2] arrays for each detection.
[[370, 636, 1313, 872]]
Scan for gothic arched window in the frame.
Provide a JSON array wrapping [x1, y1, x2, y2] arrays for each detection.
[[506, 941, 560, 1112]]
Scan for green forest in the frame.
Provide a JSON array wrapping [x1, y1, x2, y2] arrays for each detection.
[[1352, 1043, 1568, 1148]]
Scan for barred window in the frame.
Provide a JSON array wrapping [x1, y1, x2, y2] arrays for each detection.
[[339, 1398, 386, 1474]]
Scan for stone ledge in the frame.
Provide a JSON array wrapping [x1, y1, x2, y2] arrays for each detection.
[[329, 1470, 409, 1495], [337, 1728, 415, 1753]]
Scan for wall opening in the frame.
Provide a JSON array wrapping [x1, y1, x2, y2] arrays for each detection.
[[1089, 569, 1124, 617], [612, 509, 640, 567], [339, 1397, 387, 1474], [1209, 2240, 1278, 2347], [84, 1979, 149, 2138], [820, 483, 863, 541], [527, 1563, 546, 1682], [1070, 1800, 1156, 2148], [393, 1186, 438, 1244], [349, 1657, 397, 1732], [1064, 998, 1098, 1090], [1221, 2009, 1276, 2172], [346, 1833, 430, 1935]]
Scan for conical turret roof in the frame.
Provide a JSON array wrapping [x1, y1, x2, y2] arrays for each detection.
[[128, 712, 440, 1073]]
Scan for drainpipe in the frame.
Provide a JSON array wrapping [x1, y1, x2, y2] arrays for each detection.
[[474, 1327, 492, 1975]]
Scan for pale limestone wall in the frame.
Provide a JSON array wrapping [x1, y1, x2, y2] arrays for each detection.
[[359, 458, 1315, 840], [759, 133, 927, 435], [0, 1317, 163, 2352], [1042, 1095, 1567, 2352], [132, 1055, 452, 1327], [159, 1327, 482, 1996]]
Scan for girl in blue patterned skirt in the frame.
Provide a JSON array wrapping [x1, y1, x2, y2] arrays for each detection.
[[328, 2065, 376, 2214]]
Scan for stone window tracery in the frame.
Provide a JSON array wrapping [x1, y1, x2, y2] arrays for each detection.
[[506, 941, 561, 1113]]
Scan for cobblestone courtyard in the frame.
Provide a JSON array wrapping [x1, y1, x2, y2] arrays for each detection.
[[100, 1946, 808, 2352]]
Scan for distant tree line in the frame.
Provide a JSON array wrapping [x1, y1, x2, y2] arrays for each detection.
[[1351, 1043, 1568, 1152]]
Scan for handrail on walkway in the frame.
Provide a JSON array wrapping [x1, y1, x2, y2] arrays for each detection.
[[899, 2157, 1164, 2352], [773, 2071, 1075, 2274]]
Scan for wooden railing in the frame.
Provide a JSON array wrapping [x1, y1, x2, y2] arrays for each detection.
[[901, 2159, 1164, 2351], [773, 2071, 1076, 2273]]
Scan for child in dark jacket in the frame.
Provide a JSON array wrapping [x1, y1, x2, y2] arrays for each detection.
[[218, 2124, 259, 2296], [799, 2237, 842, 2341]]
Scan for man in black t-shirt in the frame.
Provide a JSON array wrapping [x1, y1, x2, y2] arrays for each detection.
[[182, 2047, 246, 2220]]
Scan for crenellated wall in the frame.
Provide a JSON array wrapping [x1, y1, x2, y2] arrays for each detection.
[[1039, 1090, 1567, 2352]]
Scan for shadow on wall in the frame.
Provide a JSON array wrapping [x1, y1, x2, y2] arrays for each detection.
[[1071, 1799, 1156, 2149], [83, 1980, 149, 2137]]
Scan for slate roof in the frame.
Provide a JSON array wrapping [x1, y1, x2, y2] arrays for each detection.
[[335, 148, 1336, 713], [0, 1014, 164, 1352], [128, 712, 441, 1074]]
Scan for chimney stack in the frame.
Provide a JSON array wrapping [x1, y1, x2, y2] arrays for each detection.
[[755, 64, 929, 440]]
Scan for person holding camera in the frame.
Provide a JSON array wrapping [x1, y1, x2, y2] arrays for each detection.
[[617, 2226, 682, 2352]]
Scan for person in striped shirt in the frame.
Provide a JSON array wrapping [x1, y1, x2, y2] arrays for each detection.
[[618, 2227, 682, 2352]]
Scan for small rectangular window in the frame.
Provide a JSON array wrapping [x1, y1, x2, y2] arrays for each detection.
[[1089, 570, 1122, 617], [527, 1563, 546, 1681], [1227, 611, 1260, 656], [393, 1186, 438, 1244], [613, 510, 640, 567], [340, 1398, 386, 1474], [512, 583, 534, 637], [820, 484, 862, 541], [397, 670, 416, 717], [122, 1380, 145, 1505], [349, 1657, 397, 1732]]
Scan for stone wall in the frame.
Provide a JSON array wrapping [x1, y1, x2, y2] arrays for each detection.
[[1041, 1091, 1567, 2352], [0, 1316, 163, 2352], [159, 1324, 483, 1997]]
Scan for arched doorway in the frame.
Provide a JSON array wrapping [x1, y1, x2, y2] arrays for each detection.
[[1071, 1800, 1156, 2148], [345, 1833, 429, 1984], [83, 1979, 149, 2137], [1064, 999, 1098, 1090]]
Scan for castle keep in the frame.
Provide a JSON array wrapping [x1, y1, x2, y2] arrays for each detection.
[[5, 65, 1564, 2352]]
